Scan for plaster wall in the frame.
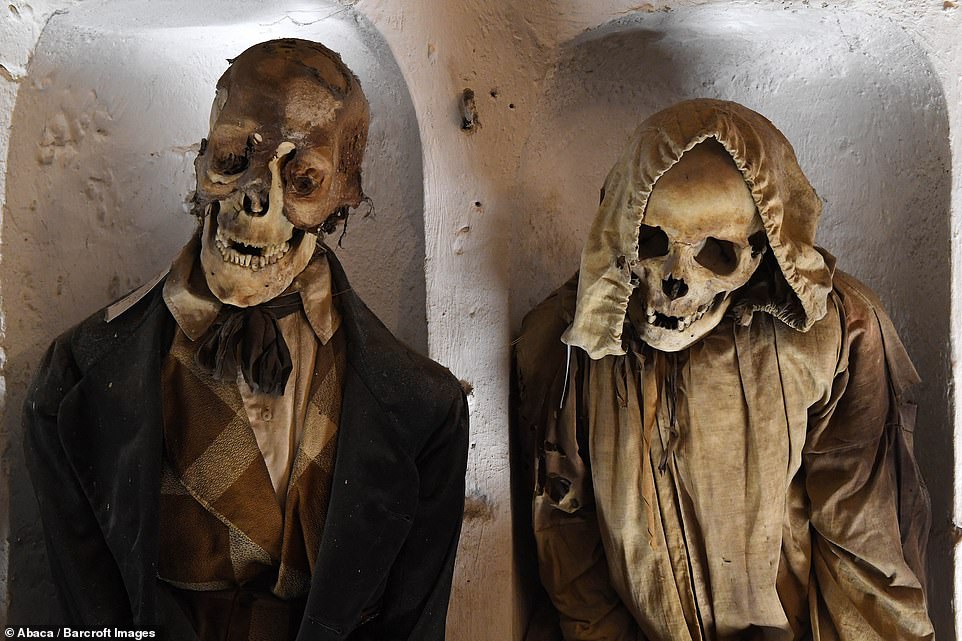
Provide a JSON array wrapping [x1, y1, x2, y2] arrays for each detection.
[[1, 1, 960, 640]]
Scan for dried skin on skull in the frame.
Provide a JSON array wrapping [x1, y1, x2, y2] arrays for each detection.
[[201, 140, 318, 305], [194, 39, 370, 307], [628, 139, 764, 351]]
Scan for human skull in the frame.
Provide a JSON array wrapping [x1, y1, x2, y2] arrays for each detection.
[[194, 39, 369, 307], [627, 139, 766, 352]]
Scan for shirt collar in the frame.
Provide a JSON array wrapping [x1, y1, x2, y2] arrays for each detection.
[[162, 233, 340, 344]]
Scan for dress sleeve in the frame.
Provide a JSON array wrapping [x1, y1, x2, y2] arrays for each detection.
[[517, 278, 644, 641], [803, 283, 934, 641], [533, 488, 643, 641]]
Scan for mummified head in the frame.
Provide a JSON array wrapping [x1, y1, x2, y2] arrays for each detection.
[[194, 38, 370, 306], [627, 139, 767, 352]]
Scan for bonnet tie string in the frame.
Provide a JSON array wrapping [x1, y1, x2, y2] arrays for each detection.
[[634, 344, 660, 546], [659, 351, 681, 473], [559, 343, 573, 410], [194, 291, 303, 397]]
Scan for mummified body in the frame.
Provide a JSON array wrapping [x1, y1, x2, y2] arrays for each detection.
[[24, 39, 467, 641], [517, 99, 933, 641]]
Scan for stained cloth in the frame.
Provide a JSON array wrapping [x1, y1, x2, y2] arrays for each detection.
[[163, 235, 340, 503], [159, 325, 345, 596], [517, 99, 933, 641], [159, 326, 344, 638]]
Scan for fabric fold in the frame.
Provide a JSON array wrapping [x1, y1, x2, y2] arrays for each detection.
[[194, 291, 303, 397]]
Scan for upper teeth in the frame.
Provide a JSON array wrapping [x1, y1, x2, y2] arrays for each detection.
[[214, 227, 291, 271], [647, 303, 711, 331]]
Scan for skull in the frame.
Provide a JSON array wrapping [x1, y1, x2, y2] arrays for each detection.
[[627, 139, 766, 352], [194, 39, 369, 307]]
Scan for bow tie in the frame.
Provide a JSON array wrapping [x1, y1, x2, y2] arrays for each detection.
[[194, 291, 303, 397]]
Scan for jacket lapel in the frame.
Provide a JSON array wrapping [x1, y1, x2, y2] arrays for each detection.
[[296, 251, 420, 639], [58, 291, 173, 623]]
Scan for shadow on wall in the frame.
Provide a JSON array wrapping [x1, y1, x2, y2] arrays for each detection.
[[511, 6, 953, 640], [2, 0, 425, 624]]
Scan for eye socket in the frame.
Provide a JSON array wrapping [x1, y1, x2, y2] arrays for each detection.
[[213, 151, 249, 176], [748, 230, 768, 257], [638, 224, 669, 259], [287, 166, 323, 197], [291, 174, 316, 196], [695, 237, 739, 275]]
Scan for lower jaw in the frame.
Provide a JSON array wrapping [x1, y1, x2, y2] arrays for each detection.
[[198, 215, 318, 307], [638, 295, 732, 352]]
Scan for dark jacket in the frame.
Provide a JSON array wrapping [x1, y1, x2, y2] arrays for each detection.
[[23, 253, 469, 641]]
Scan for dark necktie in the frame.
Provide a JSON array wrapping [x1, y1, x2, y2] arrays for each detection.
[[194, 291, 303, 397]]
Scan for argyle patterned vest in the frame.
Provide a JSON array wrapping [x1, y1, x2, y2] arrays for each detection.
[[157, 323, 345, 639]]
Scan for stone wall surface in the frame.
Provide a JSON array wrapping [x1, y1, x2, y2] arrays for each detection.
[[1, 1, 959, 639]]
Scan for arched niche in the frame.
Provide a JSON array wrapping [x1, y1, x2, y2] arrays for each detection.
[[512, 5, 953, 637], [2, 0, 424, 623]]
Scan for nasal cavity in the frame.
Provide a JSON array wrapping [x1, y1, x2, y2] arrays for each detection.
[[243, 192, 269, 216], [662, 275, 688, 300]]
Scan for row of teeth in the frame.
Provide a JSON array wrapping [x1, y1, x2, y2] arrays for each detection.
[[646, 304, 711, 331], [215, 228, 290, 271]]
